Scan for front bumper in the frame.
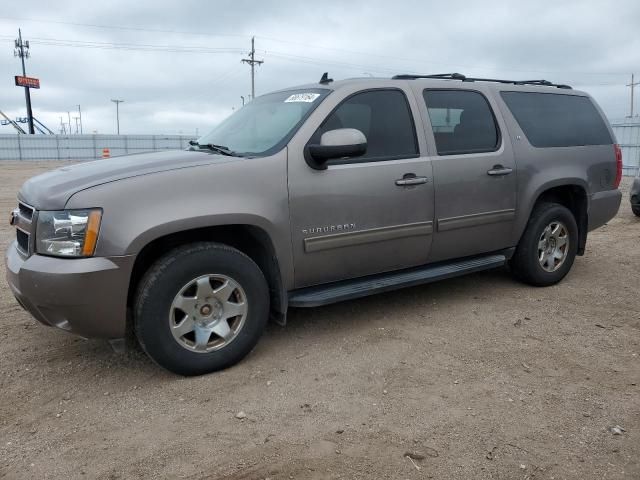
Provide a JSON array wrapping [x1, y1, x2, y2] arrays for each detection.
[[5, 242, 134, 339], [588, 189, 622, 231]]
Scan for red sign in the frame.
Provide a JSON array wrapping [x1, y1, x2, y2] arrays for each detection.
[[15, 76, 40, 89]]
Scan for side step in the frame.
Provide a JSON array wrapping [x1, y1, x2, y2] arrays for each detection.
[[288, 254, 507, 308]]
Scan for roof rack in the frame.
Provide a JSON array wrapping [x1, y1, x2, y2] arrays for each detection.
[[391, 73, 572, 89]]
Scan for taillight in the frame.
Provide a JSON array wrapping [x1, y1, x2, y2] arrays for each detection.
[[613, 144, 622, 189]]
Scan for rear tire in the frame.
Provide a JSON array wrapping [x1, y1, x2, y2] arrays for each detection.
[[134, 242, 269, 376], [510, 202, 578, 287], [632, 205, 640, 217]]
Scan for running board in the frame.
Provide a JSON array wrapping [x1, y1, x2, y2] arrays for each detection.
[[288, 254, 507, 308]]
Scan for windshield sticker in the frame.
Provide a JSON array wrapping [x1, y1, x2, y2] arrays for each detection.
[[284, 93, 321, 103]]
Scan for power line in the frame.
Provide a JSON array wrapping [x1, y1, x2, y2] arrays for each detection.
[[0, 31, 633, 85], [13, 28, 35, 134], [266, 51, 411, 75], [241, 37, 263, 100], [258, 36, 633, 77], [0, 34, 629, 81], [1, 33, 417, 76], [0, 35, 245, 54], [0, 17, 631, 77], [188, 65, 246, 102], [0, 16, 247, 38]]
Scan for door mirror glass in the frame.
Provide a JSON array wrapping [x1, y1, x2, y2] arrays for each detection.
[[307, 128, 367, 168]]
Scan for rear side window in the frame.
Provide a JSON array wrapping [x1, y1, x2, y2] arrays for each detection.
[[315, 89, 418, 161], [500, 92, 612, 148], [423, 90, 499, 155]]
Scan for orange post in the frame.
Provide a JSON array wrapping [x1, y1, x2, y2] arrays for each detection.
[[102, 148, 110, 159]]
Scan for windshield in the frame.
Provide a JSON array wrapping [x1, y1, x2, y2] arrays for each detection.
[[196, 88, 330, 156]]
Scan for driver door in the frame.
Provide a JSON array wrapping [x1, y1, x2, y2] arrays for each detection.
[[287, 86, 435, 288]]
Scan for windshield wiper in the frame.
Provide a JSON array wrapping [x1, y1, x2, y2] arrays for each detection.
[[188, 140, 240, 157]]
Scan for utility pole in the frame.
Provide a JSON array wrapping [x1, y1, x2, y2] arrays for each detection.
[[241, 37, 263, 100], [14, 29, 34, 134], [627, 74, 640, 118], [77, 104, 83, 134], [73, 116, 80, 134], [67, 111, 72, 134], [111, 99, 124, 134], [59, 116, 66, 135]]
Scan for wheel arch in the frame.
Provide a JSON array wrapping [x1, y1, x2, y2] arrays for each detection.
[[521, 181, 589, 255], [126, 223, 288, 327]]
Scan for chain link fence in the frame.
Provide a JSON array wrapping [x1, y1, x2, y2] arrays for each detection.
[[0, 134, 196, 161]]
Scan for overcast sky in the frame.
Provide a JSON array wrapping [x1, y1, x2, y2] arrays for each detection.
[[1, 0, 639, 136]]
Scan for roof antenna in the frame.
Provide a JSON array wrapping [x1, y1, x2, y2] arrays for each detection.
[[319, 72, 333, 85]]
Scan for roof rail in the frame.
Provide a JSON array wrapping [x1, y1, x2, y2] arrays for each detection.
[[391, 73, 572, 89]]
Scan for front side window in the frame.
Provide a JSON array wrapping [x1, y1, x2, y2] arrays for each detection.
[[423, 90, 499, 155], [312, 89, 418, 161], [197, 89, 329, 156]]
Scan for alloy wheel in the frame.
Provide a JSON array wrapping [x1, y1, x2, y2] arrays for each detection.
[[169, 274, 248, 352], [537, 221, 569, 273]]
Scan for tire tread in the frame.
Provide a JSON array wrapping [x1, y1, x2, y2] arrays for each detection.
[[511, 202, 578, 286], [134, 242, 268, 375]]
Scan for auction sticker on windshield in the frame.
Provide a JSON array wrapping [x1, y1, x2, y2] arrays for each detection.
[[284, 93, 321, 103]]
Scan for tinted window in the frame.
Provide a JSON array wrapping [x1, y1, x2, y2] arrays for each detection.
[[500, 92, 612, 148], [315, 89, 418, 160], [423, 90, 499, 155]]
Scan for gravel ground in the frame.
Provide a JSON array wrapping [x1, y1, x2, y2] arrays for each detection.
[[0, 161, 638, 480]]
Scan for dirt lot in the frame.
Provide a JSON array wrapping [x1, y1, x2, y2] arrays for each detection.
[[0, 161, 638, 480]]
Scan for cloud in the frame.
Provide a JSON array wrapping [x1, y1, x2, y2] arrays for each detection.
[[0, 0, 638, 135]]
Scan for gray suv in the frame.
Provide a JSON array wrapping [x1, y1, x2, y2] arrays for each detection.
[[6, 73, 622, 375]]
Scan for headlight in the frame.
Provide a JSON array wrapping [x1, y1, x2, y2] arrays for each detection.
[[36, 209, 102, 257]]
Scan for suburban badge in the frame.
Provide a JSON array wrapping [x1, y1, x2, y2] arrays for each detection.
[[302, 223, 356, 235]]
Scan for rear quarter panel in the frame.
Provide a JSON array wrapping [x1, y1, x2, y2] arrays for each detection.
[[492, 87, 619, 244]]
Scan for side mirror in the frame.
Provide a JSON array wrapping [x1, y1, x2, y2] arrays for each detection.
[[307, 128, 367, 169]]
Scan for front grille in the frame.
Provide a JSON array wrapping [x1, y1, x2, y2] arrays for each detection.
[[16, 229, 29, 253], [13, 201, 35, 256], [18, 202, 34, 222]]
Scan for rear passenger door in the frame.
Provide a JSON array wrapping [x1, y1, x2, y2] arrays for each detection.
[[417, 87, 517, 262]]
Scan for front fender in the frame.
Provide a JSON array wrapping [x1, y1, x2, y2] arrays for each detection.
[[65, 152, 294, 287]]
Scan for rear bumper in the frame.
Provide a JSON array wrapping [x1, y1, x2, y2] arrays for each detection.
[[5, 242, 134, 339], [588, 189, 621, 231]]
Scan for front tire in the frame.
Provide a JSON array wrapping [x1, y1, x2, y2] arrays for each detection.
[[134, 242, 269, 376], [510, 202, 578, 286]]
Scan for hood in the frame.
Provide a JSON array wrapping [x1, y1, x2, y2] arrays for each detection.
[[19, 150, 235, 210]]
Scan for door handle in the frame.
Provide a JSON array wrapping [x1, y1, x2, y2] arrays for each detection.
[[395, 174, 429, 186], [487, 165, 513, 176]]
